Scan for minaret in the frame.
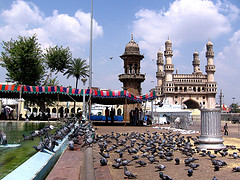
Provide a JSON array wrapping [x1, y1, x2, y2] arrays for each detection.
[[156, 49, 164, 96], [163, 38, 174, 104], [118, 35, 145, 96], [192, 50, 202, 74], [164, 38, 174, 81], [205, 39, 217, 108]]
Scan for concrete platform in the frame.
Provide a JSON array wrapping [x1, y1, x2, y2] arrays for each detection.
[[46, 139, 84, 180], [46, 121, 240, 180]]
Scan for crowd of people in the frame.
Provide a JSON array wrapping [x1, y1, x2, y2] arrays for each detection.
[[129, 107, 152, 126], [105, 107, 115, 124], [2, 105, 15, 120]]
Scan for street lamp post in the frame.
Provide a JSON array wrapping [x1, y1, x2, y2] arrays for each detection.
[[89, 0, 93, 89], [81, 78, 87, 120]]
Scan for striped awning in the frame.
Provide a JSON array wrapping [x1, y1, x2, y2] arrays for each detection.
[[0, 84, 156, 104]]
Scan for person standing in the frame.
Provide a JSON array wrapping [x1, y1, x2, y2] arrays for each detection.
[[139, 108, 144, 125], [133, 108, 138, 126], [105, 107, 109, 124], [110, 107, 115, 124], [223, 123, 228, 136]]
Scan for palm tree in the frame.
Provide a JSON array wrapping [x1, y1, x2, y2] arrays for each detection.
[[64, 58, 89, 89], [64, 58, 89, 113]]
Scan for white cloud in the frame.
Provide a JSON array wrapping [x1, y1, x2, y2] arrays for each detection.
[[0, 0, 103, 57], [1, 0, 43, 28], [132, 0, 240, 96], [215, 30, 240, 101], [133, 0, 235, 58]]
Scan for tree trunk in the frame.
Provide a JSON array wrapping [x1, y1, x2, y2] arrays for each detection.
[[73, 78, 79, 114]]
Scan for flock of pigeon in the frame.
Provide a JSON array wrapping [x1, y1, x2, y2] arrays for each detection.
[[23, 120, 240, 179], [23, 119, 76, 152], [93, 129, 240, 179]]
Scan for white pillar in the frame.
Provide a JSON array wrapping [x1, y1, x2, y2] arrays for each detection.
[[198, 108, 225, 150]]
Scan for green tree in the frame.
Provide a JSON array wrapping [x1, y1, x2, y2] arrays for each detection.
[[230, 103, 240, 113], [64, 58, 89, 89], [0, 35, 44, 86], [64, 58, 89, 113], [44, 45, 72, 84], [45, 45, 71, 73]]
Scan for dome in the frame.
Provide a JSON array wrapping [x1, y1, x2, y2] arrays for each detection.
[[165, 36, 172, 45], [124, 35, 140, 55], [193, 50, 199, 56], [165, 39, 172, 45], [206, 40, 213, 46], [157, 50, 163, 55]]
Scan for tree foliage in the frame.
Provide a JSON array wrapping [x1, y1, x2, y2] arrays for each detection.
[[64, 58, 89, 89], [230, 103, 240, 113], [44, 45, 72, 73], [0, 35, 45, 86]]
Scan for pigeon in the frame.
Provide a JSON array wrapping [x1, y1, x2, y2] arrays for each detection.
[[68, 140, 75, 150], [212, 176, 218, 180], [159, 172, 173, 180], [33, 142, 44, 152], [175, 158, 180, 165], [219, 151, 228, 157], [232, 167, 240, 172], [165, 156, 173, 161], [207, 151, 216, 159], [188, 163, 200, 170], [112, 163, 121, 169], [187, 169, 193, 177], [229, 152, 239, 159], [121, 159, 134, 166], [148, 157, 159, 164], [135, 160, 147, 167], [99, 152, 110, 158], [114, 158, 122, 163], [214, 165, 220, 171], [132, 155, 139, 160], [100, 157, 108, 166], [155, 164, 166, 171], [124, 166, 137, 179]]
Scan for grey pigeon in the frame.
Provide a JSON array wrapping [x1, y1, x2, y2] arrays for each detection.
[[100, 157, 108, 166], [135, 160, 147, 167], [188, 163, 199, 170], [112, 163, 121, 169], [212, 176, 218, 180], [187, 169, 193, 176], [124, 166, 137, 179], [232, 167, 240, 172], [175, 158, 180, 165], [155, 164, 166, 171], [159, 172, 173, 180]]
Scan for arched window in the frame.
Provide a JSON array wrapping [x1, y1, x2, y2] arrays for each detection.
[[52, 108, 56, 113], [117, 108, 122, 116], [65, 108, 69, 113], [46, 108, 50, 113]]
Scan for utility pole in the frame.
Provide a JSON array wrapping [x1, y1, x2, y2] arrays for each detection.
[[88, 0, 93, 122], [89, 0, 93, 89], [219, 89, 223, 110]]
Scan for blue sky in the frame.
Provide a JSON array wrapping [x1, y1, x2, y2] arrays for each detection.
[[0, 0, 240, 106]]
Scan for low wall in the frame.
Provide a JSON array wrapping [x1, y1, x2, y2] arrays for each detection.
[[221, 113, 240, 121], [3, 126, 75, 180]]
